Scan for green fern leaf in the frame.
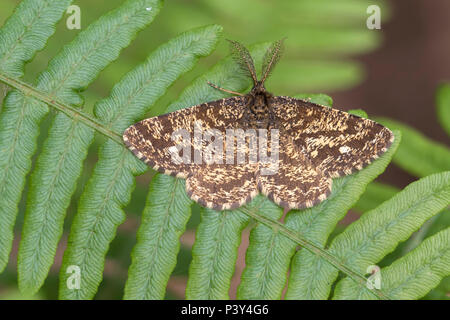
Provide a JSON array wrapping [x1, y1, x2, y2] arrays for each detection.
[[437, 83, 450, 137], [186, 207, 249, 299], [356, 182, 449, 277], [57, 24, 222, 300], [236, 199, 284, 299], [319, 171, 450, 299], [377, 118, 450, 177], [18, 114, 94, 295], [124, 174, 193, 299], [17, 0, 164, 295], [284, 130, 401, 300], [0, 0, 72, 78], [0, 0, 73, 272], [333, 227, 450, 300]]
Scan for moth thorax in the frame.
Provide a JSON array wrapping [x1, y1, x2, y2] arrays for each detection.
[[250, 94, 269, 120]]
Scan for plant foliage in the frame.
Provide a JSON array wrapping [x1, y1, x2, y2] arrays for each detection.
[[0, 0, 448, 300]]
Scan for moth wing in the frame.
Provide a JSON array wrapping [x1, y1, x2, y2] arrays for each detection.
[[186, 163, 259, 211], [123, 96, 247, 178], [257, 137, 332, 209], [271, 96, 394, 178]]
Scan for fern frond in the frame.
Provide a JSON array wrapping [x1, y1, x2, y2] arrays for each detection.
[[0, 0, 73, 272], [377, 118, 450, 177], [316, 171, 450, 299], [356, 182, 449, 274], [437, 83, 450, 137], [57, 24, 222, 300], [0, 0, 443, 301], [236, 199, 284, 299], [333, 172, 450, 256], [333, 227, 450, 300], [17, 0, 164, 295], [0, 0, 72, 78], [186, 207, 249, 299], [238, 200, 389, 299], [124, 174, 193, 299]]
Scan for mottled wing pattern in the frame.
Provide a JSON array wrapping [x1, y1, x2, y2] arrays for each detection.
[[257, 137, 332, 209], [123, 96, 247, 179], [270, 96, 394, 178], [124, 93, 394, 211], [186, 163, 259, 211]]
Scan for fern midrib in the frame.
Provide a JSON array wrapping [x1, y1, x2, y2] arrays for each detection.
[[0, 73, 123, 144], [25, 116, 82, 279], [140, 176, 181, 299], [0, 0, 52, 67], [340, 187, 447, 266], [239, 206, 390, 300]]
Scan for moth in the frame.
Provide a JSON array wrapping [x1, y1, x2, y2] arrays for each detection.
[[123, 39, 394, 211]]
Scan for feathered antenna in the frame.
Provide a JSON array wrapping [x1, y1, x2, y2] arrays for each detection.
[[227, 39, 258, 86], [260, 38, 286, 84]]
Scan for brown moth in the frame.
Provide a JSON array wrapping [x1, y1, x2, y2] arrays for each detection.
[[123, 39, 394, 211]]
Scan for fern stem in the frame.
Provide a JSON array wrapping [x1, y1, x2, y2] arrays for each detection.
[[239, 206, 392, 300], [0, 73, 123, 145]]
